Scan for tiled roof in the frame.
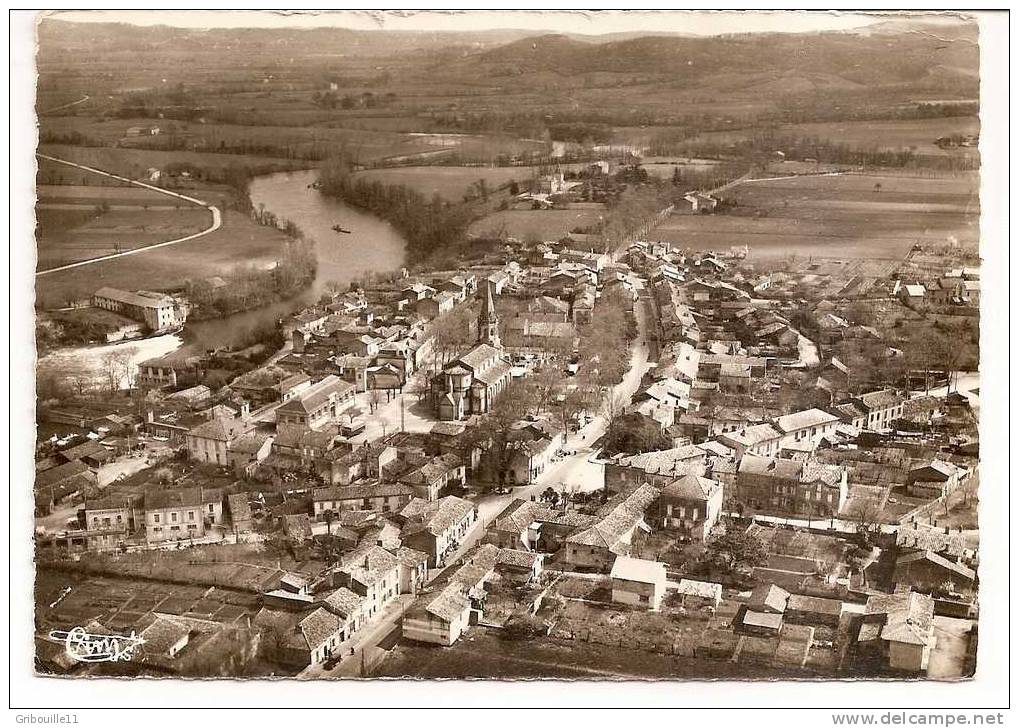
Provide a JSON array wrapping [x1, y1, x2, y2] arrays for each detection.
[[775, 408, 839, 434], [340, 545, 399, 587], [610, 555, 666, 584], [228, 431, 272, 454], [473, 360, 513, 386], [787, 594, 843, 616], [277, 375, 353, 415], [748, 584, 790, 614], [299, 608, 342, 649], [738, 454, 802, 481], [322, 587, 364, 619], [395, 546, 429, 568], [94, 287, 174, 309], [278, 373, 312, 392], [614, 446, 706, 475], [800, 461, 845, 487], [896, 527, 968, 557], [495, 548, 540, 569], [430, 421, 467, 437], [676, 579, 722, 600], [189, 416, 247, 442], [455, 344, 504, 372], [725, 423, 783, 447], [425, 586, 471, 622], [896, 551, 975, 582], [226, 493, 252, 524], [36, 460, 90, 487], [144, 487, 203, 510], [911, 459, 961, 480], [313, 483, 414, 502], [661, 474, 721, 503], [283, 514, 313, 539], [856, 389, 902, 411], [402, 496, 475, 537], [835, 402, 868, 421], [139, 615, 192, 656], [58, 440, 109, 462], [865, 592, 935, 646], [566, 484, 657, 551]]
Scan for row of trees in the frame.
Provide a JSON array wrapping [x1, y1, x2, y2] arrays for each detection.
[[317, 157, 478, 264]]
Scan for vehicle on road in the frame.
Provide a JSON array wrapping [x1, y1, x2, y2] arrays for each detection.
[[341, 420, 366, 438]]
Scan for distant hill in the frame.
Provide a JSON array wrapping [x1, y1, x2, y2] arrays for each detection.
[[465, 25, 979, 93], [35, 19, 538, 58]]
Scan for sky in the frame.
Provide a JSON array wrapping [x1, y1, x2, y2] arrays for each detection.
[[42, 9, 912, 36]]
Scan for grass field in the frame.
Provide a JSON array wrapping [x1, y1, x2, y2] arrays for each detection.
[[37, 184, 185, 205], [651, 171, 979, 261], [680, 117, 981, 158], [36, 209, 292, 308], [469, 206, 607, 241], [37, 206, 211, 269], [351, 165, 536, 202], [37, 144, 308, 186], [376, 629, 763, 680], [41, 115, 547, 167]]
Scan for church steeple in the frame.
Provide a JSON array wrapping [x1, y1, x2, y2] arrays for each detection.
[[478, 279, 500, 348]]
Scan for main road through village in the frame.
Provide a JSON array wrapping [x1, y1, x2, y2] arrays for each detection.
[[301, 271, 654, 679]]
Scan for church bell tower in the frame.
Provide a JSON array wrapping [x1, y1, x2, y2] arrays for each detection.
[[478, 279, 500, 348]]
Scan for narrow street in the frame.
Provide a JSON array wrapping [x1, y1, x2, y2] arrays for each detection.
[[298, 593, 415, 679], [470, 284, 654, 530]]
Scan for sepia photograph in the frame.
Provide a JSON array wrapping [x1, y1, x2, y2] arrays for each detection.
[[8, 6, 1012, 717]]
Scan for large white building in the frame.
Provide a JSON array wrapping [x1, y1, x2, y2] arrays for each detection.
[[93, 287, 189, 333]]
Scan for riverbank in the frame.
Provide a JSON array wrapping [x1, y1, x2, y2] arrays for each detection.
[[36, 331, 184, 392], [37, 169, 411, 387]]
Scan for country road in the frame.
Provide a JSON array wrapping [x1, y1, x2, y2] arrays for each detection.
[[35, 152, 222, 276], [39, 94, 90, 114]]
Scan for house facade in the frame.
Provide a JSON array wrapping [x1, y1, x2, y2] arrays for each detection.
[[658, 474, 724, 541], [276, 375, 356, 430], [312, 483, 415, 518], [610, 556, 668, 611]]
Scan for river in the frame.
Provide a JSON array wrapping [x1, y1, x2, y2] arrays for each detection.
[[184, 169, 408, 349], [38, 169, 409, 384]]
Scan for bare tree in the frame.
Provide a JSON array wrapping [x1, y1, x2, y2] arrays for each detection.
[[599, 388, 629, 444], [367, 388, 382, 414], [848, 499, 883, 545]]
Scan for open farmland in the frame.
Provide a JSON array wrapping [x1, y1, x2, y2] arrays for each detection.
[[351, 165, 538, 202], [652, 171, 978, 261], [679, 117, 981, 158], [36, 181, 215, 271], [36, 144, 308, 185], [36, 209, 293, 308], [469, 206, 607, 242], [37, 203, 211, 269]]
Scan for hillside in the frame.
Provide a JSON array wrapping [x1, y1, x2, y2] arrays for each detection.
[[464, 26, 979, 95]]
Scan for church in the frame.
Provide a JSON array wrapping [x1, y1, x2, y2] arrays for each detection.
[[430, 280, 513, 421]]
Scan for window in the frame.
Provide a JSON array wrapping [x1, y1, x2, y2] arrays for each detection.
[[209, 504, 215, 513], [153, 514, 160, 524], [170, 512, 178, 523], [188, 511, 195, 521]]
